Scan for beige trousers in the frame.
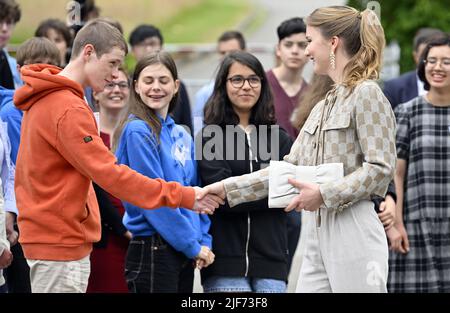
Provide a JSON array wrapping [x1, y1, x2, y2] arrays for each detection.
[[296, 200, 388, 293], [27, 255, 91, 293]]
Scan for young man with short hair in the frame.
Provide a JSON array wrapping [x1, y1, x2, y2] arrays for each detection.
[[267, 17, 309, 140], [13, 21, 222, 293]]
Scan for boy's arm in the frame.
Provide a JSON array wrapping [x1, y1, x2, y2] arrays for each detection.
[[56, 107, 196, 210]]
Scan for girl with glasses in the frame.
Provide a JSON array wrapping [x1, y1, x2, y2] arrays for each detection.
[[198, 51, 293, 293], [389, 33, 450, 292]]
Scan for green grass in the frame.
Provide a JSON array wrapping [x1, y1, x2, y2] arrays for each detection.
[[160, 0, 250, 43], [10, 0, 252, 69], [10, 0, 250, 45], [124, 0, 251, 72], [10, 0, 202, 45]]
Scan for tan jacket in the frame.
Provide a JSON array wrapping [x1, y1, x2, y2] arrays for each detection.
[[223, 81, 397, 212]]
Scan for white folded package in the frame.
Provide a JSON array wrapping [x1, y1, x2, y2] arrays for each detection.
[[268, 161, 344, 208]]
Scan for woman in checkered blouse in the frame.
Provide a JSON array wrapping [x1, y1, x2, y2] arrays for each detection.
[[389, 34, 450, 293], [204, 6, 397, 292]]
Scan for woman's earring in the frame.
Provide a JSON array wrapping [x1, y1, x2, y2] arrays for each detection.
[[329, 51, 336, 70]]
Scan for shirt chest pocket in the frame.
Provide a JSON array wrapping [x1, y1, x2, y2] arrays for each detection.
[[323, 112, 352, 131], [295, 118, 319, 165], [322, 113, 356, 159], [303, 118, 319, 136]]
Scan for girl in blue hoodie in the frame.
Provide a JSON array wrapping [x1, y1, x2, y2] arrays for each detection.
[[114, 51, 213, 293]]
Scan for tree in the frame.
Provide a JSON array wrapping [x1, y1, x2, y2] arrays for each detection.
[[347, 0, 450, 74]]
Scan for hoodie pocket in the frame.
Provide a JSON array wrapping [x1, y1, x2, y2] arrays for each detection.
[[80, 187, 101, 242], [78, 204, 90, 242]]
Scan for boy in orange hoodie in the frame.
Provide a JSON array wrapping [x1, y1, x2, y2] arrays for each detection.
[[13, 20, 223, 293]]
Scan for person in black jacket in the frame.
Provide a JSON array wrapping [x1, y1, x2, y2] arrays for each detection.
[[197, 51, 294, 293]]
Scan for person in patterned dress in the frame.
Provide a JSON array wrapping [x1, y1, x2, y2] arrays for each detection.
[[389, 34, 450, 293]]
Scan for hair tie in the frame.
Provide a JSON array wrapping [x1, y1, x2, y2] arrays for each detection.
[[357, 12, 362, 19]]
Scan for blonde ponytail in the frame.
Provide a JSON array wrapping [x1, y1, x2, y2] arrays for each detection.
[[343, 9, 385, 89], [307, 6, 386, 91]]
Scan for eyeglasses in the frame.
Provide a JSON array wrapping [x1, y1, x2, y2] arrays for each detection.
[[227, 75, 262, 88], [424, 57, 450, 69], [105, 82, 129, 90]]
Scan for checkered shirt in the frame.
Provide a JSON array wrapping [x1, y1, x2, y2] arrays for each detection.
[[394, 96, 450, 219], [224, 81, 397, 212]]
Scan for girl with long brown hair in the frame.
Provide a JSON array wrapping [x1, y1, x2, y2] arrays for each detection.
[[114, 51, 214, 293]]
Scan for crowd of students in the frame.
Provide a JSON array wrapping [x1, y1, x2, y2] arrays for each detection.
[[1, 0, 449, 293]]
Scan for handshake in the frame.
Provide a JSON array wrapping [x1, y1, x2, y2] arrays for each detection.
[[192, 182, 226, 215]]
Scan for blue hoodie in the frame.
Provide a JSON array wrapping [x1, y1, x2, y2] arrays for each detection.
[[0, 86, 22, 163], [115, 115, 211, 259]]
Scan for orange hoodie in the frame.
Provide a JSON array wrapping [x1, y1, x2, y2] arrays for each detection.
[[14, 64, 195, 261]]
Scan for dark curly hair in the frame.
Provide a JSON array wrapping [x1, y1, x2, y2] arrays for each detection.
[[0, 0, 21, 24]]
